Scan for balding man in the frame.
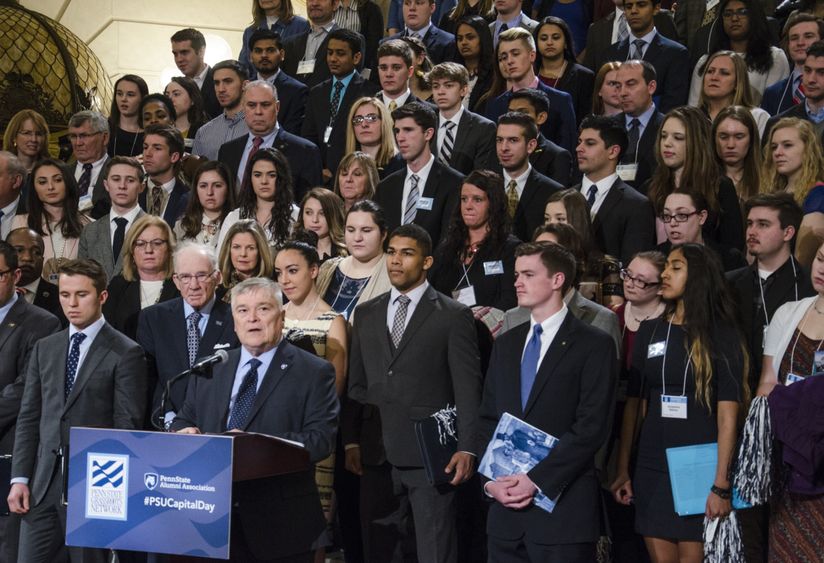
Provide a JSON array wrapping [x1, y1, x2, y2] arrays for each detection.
[[217, 80, 322, 202], [0, 152, 25, 239]]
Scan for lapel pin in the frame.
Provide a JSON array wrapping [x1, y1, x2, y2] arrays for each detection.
[[281, 363, 288, 370], [216, 321, 223, 326]]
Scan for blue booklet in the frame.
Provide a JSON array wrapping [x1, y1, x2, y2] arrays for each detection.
[[478, 412, 559, 513], [666, 443, 751, 516]]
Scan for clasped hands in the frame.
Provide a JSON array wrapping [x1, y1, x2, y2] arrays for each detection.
[[486, 474, 538, 509]]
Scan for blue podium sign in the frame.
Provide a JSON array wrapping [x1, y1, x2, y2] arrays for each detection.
[[66, 427, 233, 559]]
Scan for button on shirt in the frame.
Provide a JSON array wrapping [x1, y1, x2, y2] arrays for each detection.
[[192, 112, 250, 161], [109, 205, 142, 248], [401, 154, 435, 219], [386, 281, 429, 334], [626, 28, 657, 60], [183, 295, 217, 338], [236, 128, 279, 185], [226, 345, 279, 426], [502, 164, 533, 201], [437, 107, 463, 152], [523, 305, 568, 366], [581, 172, 619, 217]]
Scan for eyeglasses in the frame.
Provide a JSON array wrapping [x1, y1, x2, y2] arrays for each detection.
[[68, 132, 103, 142], [174, 271, 216, 285], [134, 239, 168, 250], [659, 211, 698, 224], [722, 8, 748, 18], [352, 113, 380, 125], [620, 269, 659, 289]]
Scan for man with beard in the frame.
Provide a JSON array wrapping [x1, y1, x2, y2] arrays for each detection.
[[192, 60, 250, 160]]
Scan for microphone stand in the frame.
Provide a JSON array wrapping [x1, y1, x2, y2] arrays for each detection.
[[151, 364, 215, 431]]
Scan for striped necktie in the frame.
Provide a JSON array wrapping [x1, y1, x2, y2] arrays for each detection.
[[440, 121, 456, 164], [403, 174, 420, 225]]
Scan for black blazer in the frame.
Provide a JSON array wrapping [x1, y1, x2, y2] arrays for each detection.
[[88, 156, 111, 220], [605, 32, 690, 113], [555, 63, 596, 126], [217, 129, 323, 203], [282, 28, 367, 89], [618, 109, 664, 193], [467, 70, 494, 115], [31, 278, 67, 327], [582, 177, 656, 265], [201, 66, 222, 119], [429, 109, 498, 175], [347, 285, 483, 467], [582, 9, 679, 72], [383, 25, 456, 64], [301, 72, 380, 174], [513, 168, 563, 242], [476, 312, 617, 544], [102, 276, 180, 341], [374, 159, 464, 245], [136, 296, 240, 421], [274, 70, 310, 135], [138, 178, 190, 227], [172, 342, 337, 559], [530, 134, 573, 188], [359, 0, 385, 75]]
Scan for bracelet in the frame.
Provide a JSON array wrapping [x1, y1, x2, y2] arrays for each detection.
[[711, 485, 732, 500]]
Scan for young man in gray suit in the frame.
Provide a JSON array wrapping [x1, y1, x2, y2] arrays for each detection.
[[78, 156, 145, 281], [8, 259, 147, 563]]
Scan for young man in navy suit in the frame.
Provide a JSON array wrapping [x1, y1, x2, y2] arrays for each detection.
[[140, 124, 189, 228], [382, 0, 456, 64], [477, 242, 616, 562]]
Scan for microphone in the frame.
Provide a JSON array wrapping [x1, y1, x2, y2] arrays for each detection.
[[191, 349, 229, 371]]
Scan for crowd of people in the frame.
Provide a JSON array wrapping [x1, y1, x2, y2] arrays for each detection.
[[0, 0, 823, 561]]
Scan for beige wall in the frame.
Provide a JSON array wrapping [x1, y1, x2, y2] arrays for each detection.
[[20, 0, 309, 92]]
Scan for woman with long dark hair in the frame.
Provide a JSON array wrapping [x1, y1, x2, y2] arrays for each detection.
[[175, 161, 236, 248], [612, 243, 748, 563], [429, 170, 520, 311], [296, 188, 347, 261], [713, 105, 761, 205], [239, 0, 309, 77], [108, 75, 148, 157], [453, 15, 496, 113], [139, 93, 177, 129], [439, 0, 493, 34], [164, 76, 209, 142]]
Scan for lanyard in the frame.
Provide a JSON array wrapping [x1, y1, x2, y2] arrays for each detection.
[[660, 319, 692, 397]]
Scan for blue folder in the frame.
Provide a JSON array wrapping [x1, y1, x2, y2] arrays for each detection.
[[666, 443, 751, 516]]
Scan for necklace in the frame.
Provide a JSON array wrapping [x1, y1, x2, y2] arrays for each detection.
[[627, 301, 664, 324], [286, 294, 322, 321], [542, 60, 567, 79]]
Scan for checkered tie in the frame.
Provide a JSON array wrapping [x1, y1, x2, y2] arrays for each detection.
[[65, 332, 87, 399], [617, 13, 629, 43], [701, 2, 719, 26], [630, 39, 645, 60], [330, 80, 345, 121], [227, 359, 262, 430], [403, 174, 420, 225], [390, 295, 411, 347], [150, 183, 164, 217], [440, 121, 456, 164], [186, 311, 202, 367], [507, 179, 519, 218]]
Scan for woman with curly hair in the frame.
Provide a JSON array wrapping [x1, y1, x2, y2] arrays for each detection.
[[713, 105, 761, 204], [761, 117, 824, 267], [296, 188, 347, 261], [696, 51, 770, 135], [3, 109, 50, 171], [139, 93, 177, 129], [216, 148, 297, 251], [344, 98, 402, 178]]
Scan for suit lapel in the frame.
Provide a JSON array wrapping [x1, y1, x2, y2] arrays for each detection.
[[217, 351, 242, 427], [244, 343, 293, 429], [65, 324, 112, 412], [516, 170, 542, 219], [390, 287, 436, 363], [451, 111, 472, 158], [504, 323, 531, 418], [592, 178, 624, 230], [168, 299, 190, 369], [0, 298, 26, 352], [201, 301, 231, 354], [524, 313, 576, 415]]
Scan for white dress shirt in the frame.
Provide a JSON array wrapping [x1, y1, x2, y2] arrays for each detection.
[[109, 205, 142, 247], [74, 155, 108, 191], [581, 172, 619, 217], [523, 305, 568, 366], [193, 64, 210, 89], [386, 280, 429, 334], [381, 89, 412, 108], [502, 164, 533, 200], [437, 106, 464, 153], [401, 154, 435, 223]]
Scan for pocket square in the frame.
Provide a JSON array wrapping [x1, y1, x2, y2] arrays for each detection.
[[214, 343, 230, 349]]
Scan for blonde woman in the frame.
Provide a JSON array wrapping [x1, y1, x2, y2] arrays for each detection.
[[696, 51, 770, 135], [333, 152, 379, 212], [344, 97, 401, 178], [2, 109, 50, 172]]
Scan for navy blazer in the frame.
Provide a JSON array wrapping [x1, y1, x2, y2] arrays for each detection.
[[761, 76, 797, 117], [383, 25, 456, 64], [606, 32, 690, 113], [138, 178, 190, 228], [274, 70, 310, 135], [485, 83, 578, 154], [530, 134, 574, 187]]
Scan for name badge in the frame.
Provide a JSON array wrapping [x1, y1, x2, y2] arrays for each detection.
[[661, 395, 687, 419], [786, 373, 804, 385], [297, 59, 315, 75], [78, 194, 92, 211], [647, 341, 666, 358], [416, 197, 433, 211], [483, 260, 504, 275], [815, 350, 824, 374], [452, 285, 477, 307], [616, 164, 638, 182], [323, 125, 333, 144]]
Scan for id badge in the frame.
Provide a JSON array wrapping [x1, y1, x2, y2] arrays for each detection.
[[814, 351, 824, 375], [786, 373, 804, 385], [452, 285, 477, 307], [483, 260, 504, 275], [661, 395, 687, 419], [78, 194, 92, 212], [297, 59, 315, 74], [323, 125, 333, 144], [416, 197, 433, 211], [647, 341, 666, 358], [616, 164, 638, 182]]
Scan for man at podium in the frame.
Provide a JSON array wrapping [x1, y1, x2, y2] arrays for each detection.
[[172, 276, 338, 563]]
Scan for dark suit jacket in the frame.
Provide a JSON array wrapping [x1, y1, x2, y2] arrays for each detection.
[[78, 209, 145, 281], [136, 296, 239, 420], [201, 66, 222, 119], [301, 72, 380, 174], [282, 28, 367, 89], [374, 159, 464, 245], [763, 102, 824, 148], [0, 299, 61, 454], [555, 63, 596, 126], [102, 276, 179, 341], [138, 178, 190, 227], [12, 323, 147, 505], [606, 32, 690, 113], [87, 156, 111, 220], [513, 168, 563, 242], [172, 342, 337, 560], [274, 70, 310, 135], [582, 10, 678, 72], [485, 83, 578, 154], [429, 109, 497, 175], [383, 25, 456, 64], [581, 177, 656, 265], [761, 75, 797, 117], [359, 0, 385, 74], [618, 109, 664, 192], [346, 285, 483, 467], [31, 278, 67, 327], [476, 311, 616, 544], [218, 129, 323, 203], [530, 134, 573, 187]]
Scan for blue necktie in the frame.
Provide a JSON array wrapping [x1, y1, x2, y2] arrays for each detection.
[[65, 332, 87, 399], [587, 184, 598, 208], [227, 359, 262, 430], [520, 324, 543, 409]]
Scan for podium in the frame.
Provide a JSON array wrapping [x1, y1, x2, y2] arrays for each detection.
[[65, 427, 309, 559]]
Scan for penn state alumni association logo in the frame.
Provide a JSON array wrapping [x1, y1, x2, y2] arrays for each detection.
[[85, 453, 129, 521], [144, 472, 159, 490]]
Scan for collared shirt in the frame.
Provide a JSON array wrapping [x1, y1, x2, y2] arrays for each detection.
[[581, 172, 619, 216], [0, 293, 18, 326], [266, 15, 280, 28], [68, 315, 107, 374], [334, 0, 361, 32], [437, 106, 464, 152], [330, 71, 357, 109], [191, 111, 250, 161], [401, 154, 435, 220], [502, 164, 533, 200], [381, 89, 412, 108], [227, 344, 280, 422], [611, 7, 626, 43], [405, 22, 432, 40], [19, 278, 39, 305], [493, 13, 526, 44], [625, 103, 656, 141], [806, 99, 824, 124], [193, 64, 210, 89], [512, 76, 540, 93], [109, 205, 142, 248], [236, 127, 280, 185], [261, 68, 282, 86], [74, 154, 108, 190], [626, 27, 658, 60], [147, 177, 177, 218], [0, 196, 20, 240], [386, 280, 429, 333], [305, 21, 337, 61], [183, 294, 217, 337], [524, 305, 568, 366]]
